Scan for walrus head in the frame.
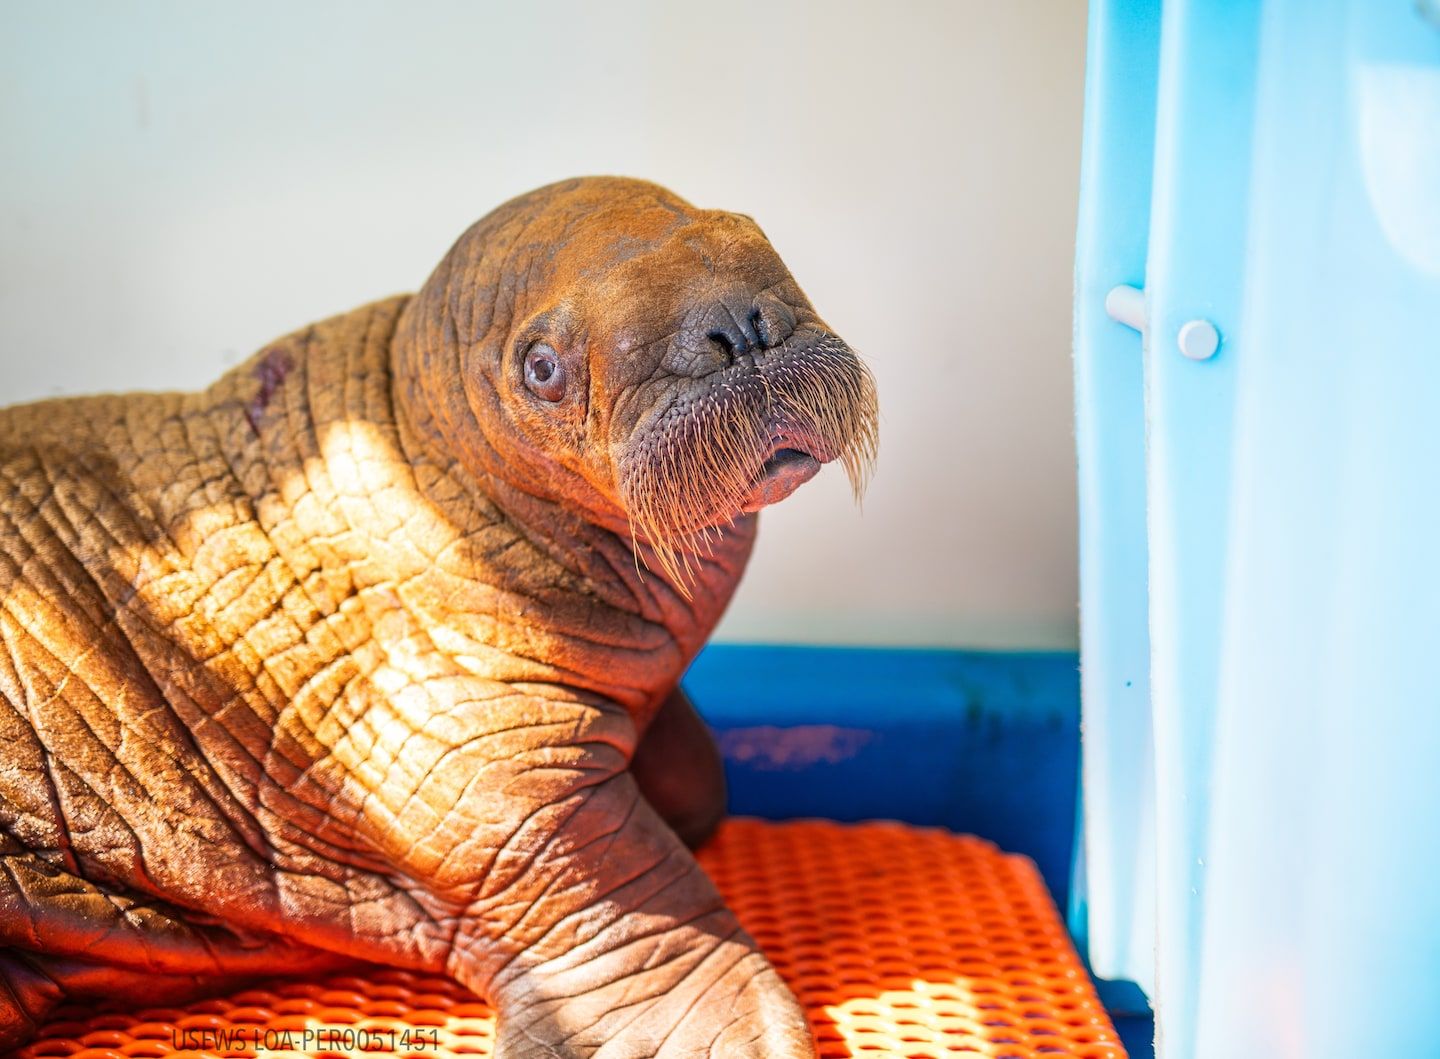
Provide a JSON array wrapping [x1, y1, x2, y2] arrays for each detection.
[[396, 176, 879, 587]]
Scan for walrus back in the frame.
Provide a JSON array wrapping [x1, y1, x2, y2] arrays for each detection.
[[0, 299, 410, 897], [0, 380, 300, 860], [0, 307, 413, 1043]]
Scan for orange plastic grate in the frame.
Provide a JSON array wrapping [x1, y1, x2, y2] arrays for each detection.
[[14, 819, 1125, 1059]]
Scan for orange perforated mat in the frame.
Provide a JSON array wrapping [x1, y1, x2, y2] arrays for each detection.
[[15, 819, 1124, 1059]]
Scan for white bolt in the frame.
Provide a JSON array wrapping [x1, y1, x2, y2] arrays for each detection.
[[1177, 319, 1220, 360], [1104, 284, 1147, 334]]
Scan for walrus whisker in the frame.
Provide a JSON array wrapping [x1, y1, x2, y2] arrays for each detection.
[[619, 336, 878, 594]]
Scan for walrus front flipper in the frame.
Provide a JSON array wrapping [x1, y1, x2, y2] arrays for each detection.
[[0, 949, 60, 1048], [0, 836, 351, 1047], [630, 686, 727, 849], [0, 948, 272, 1048], [475, 769, 812, 1059], [384, 691, 811, 1059]]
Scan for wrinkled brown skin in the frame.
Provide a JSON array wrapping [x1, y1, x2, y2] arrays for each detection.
[[0, 177, 873, 1056]]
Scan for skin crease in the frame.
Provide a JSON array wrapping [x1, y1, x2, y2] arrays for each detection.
[[0, 177, 878, 1056]]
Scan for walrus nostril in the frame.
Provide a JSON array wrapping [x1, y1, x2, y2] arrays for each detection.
[[706, 327, 745, 359], [751, 298, 796, 349], [703, 300, 759, 361], [670, 288, 798, 376], [749, 309, 767, 346]]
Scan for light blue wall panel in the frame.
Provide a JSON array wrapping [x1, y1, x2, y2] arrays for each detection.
[[1193, 3, 1440, 1056], [1142, 4, 1262, 1056], [1076, 2, 1440, 1057], [1071, 0, 1162, 994]]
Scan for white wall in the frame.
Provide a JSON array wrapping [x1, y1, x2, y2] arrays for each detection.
[[0, 1, 1086, 649]]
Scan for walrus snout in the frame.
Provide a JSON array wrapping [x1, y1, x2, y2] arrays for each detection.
[[664, 285, 800, 378], [619, 325, 878, 585]]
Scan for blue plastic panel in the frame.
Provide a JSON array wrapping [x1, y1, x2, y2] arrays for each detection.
[[1191, 3, 1440, 1056], [1143, 5, 1262, 1056], [684, 645, 1082, 905], [1070, 0, 1162, 996], [1075, 2, 1440, 1057]]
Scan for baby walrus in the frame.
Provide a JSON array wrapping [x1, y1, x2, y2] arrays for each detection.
[[0, 177, 878, 1055]]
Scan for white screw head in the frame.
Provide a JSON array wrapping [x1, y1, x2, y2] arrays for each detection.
[[1178, 319, 1220, 361]]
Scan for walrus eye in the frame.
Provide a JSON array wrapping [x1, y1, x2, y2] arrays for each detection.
[[524, 342, 566, 402]]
